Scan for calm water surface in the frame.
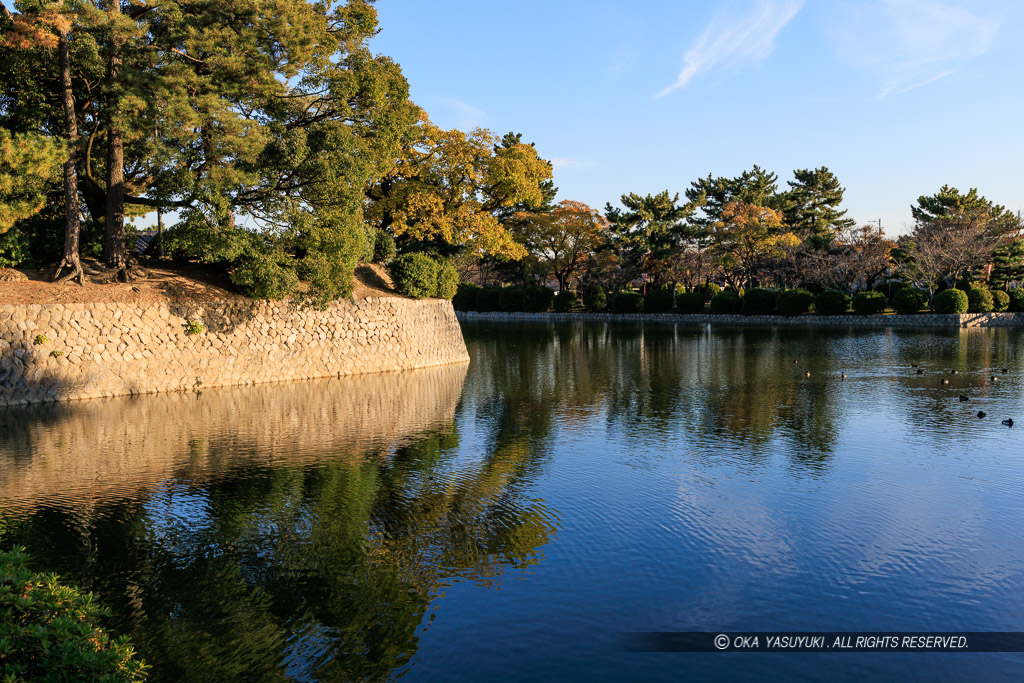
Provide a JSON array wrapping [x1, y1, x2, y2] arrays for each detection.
[[3, 322, 1024, 681]]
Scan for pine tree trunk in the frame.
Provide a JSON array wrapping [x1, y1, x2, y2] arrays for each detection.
[[53, 30, 84, 285], [103, 0, 128, 279]]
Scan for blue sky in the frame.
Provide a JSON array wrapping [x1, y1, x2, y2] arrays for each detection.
[[372, 0, 1024, 235]]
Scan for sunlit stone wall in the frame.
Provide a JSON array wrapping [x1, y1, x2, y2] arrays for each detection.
[[0, 297, 469, 406]]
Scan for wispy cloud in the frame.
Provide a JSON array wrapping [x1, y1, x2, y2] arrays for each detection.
[[832, 0, 998, 97], [441, 98, 485, 129], [550, 157, 596, 170], [655, 0, 804, 98]]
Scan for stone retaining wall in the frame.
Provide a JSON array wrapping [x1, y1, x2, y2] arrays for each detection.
[[457, 310, 1024, 327], [0, 297, 469, 406]]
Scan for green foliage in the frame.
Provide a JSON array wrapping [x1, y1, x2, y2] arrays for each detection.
[[742, 287, 778, 315], [676, 291, 706, 313], [583, 286, 607, 312], [32, 334, 47, 346], [814, 290, 852, 315], [498, 286, 524, 312], [0, 130, 63, 234], [0, 221, 31, 268], [373, 230, 397, 265], [874, 280, 909, 301], [710, 290, 742, 314], [553, 290, 579, 312], [698, 282, 721, 301], [892, 287, 929, 314], [967, 288, 994, 313], [0, 546, 149, 681], [990, 240, 1024, 289], [643, 288, 675, 313], [476, 287, 502, 312], [229, 252, 299, 301], [776, 289, 814, 316], [435, 261, 459, 300], [522, 285, 554, 312], [1008, 289, 1024, 312], [852, 291, 888, 315], [612, 291, 643, 314], [184, 321, 205, 336], [932, 288, 969, 314], [389, 253, 439, 299], [452, 283, 482, 311], [49, 349, 64, 358], [992, 290, 1010, 312], [780, 167, 855, 240]]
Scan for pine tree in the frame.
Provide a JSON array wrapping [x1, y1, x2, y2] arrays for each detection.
[[781, 166, 855, 241]]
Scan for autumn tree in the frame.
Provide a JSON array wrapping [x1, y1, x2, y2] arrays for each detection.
[[803, 224, 894, 292], [710, 201, 797, 289], [513, 200, 606, 291]]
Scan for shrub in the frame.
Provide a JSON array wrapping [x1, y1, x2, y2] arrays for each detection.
[[523, 285, 554, 312], [710, 290, 742, 314], [0, 546, 150, 681], [435, 261, 459, 300], [742, 288, 778, 315], [1008, 289, 1024, 312], [992, 290, 1010, 312], [852, 290, 888, 315], [676, 291, 706, 313], [553, 290, 579, 312], [643, 288, 674, 313], [933, 288, 968, 313], [814, 290, 852, 315], [498, 286, 525, 312], [372, 230, 396, 264], [452, 283, 481, 311], [698, 282, 721, 301], [967, 287, 994, 313], [476, 287, 501, 312], [613, 291, 644, 313], [32, 334, 47, 345], [230, 252, 299, 300], [892, 287, 929, 314], [583, 287, 607, 312], [389, 252, 438, 299], [874, 280, 909, 301], [184, 320, 205, 336], [776, 288, 814, 316]]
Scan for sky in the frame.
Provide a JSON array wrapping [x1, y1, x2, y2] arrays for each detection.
[[372, 0, 1024, 236]]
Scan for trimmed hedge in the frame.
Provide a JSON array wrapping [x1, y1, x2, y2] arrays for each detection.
[[584, 287, 607, 312], [523, 285, 554, 312], [742, 288, 777, 315], [892, 287, 928, 314], [698, 283, 721, 301], [452, 283, 481, 311], [498, 286, 524, 312], [436, 262, 459, 300], [852, 290, 887, 315], [710, 290, 742, 314], [933, 288, 968, 313], [776, 288, 814, 317], [814, 290, 851, 315], [389, 252, 438, 299], [992, 290, 1010, 312], [476, 287, 501, 312], [1009, 289, 1024, 312], [967, 288, 994, 313], [643, 288, 675, 313], [553, 290, 579, 312], [676, 291, 706, 314], [613, 291, 644, 313]]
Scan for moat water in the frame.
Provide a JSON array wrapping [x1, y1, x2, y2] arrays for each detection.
[[2, 322, 1024, 681]]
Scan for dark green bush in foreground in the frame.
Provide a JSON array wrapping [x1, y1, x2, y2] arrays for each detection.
[[710, 290, 742, 314], [452, 283, 481, 311], [742, 288, 777, 315], [892, 287, 928, 314], [553, 290, 579, 312], [1008, 289, 1024, 312], [967, 287, 994, 313], [498, 286, 524, 312], [852, 290, 887, 315], [613, 291, 644, 314], [584, 287, 607, 312], [372, 230, 396, 264], [676, 291, 706, 314], [643, 288, 674, 313], [698, 282, 721, 301], [0, 546, 149, 681], [435, 262, 459, 300], [476, 287, 501, 312], [933, 288, 968, 313], [776, 288, 814, 316], [389, 252, 438, 299], [992, 290, 1010, 312], [523, 285, 554, 312], [814, 290, 851, 315]]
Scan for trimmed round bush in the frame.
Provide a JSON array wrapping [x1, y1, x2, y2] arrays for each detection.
[[710, 290, 742, 314], [742, 287, 778, 315], [452, 283, 481, 311], [852, 290, 888, 315], [498, 286, 524, 312], [476, 287, 501, 311], [967, 287, 994, 313], [436, 261, 459, 300], [390, 252, 439, 299], [553, 290, 579, 312], [814, 290, 851, 315], [892, 287, 928, 314], [1008, 289, 1024, 312], [584, 286, 607, 312], [676, 291, 706, 314], [523, 285, 554, 312], [613, 291, 644, 314], [992, 290, 1010, 312], [776, 288, 814, 316], [643, 288, 674, 313], [933, 288, 968, 313]]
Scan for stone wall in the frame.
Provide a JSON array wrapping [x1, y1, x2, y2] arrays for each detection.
[[457, 311, 1024, 327], [0, 296, 469, 406]]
